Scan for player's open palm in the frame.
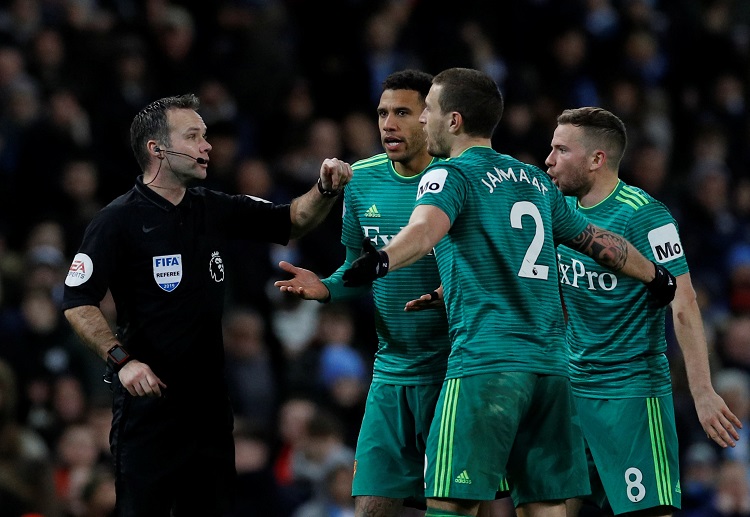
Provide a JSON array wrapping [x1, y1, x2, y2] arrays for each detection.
[[274, 261, 330, 301], [695, 389, 742, 448]]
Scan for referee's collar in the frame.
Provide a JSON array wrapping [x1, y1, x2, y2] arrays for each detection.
[[135, 175, 187, 211]]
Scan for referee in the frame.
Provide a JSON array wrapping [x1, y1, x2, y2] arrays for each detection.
[[62, 93, 351, 516]]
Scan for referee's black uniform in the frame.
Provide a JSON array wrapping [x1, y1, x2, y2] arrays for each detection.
[[62, 176, 292, 516]]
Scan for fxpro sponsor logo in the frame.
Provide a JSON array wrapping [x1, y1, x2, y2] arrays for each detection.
[[153, 254, 182, 292], [361, 226, 435, 256], [558, 254, 618, 292], [65, 253, 94, 286], [648, 223, 683, 263], [416, 168, 448, 200]]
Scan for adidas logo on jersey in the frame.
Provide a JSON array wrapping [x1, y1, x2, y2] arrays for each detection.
[[454, 470, 472, 484], [364, 205, 381, 218]]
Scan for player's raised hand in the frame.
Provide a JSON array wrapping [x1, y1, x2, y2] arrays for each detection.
[[274, 261, 330, 301]]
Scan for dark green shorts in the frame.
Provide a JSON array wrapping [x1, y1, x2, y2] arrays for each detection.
[[352, 381, 441, 499], [574, 395, 681, 514], [424, 372, 589, 505]]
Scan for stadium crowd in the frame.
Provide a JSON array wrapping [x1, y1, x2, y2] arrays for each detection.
[[0, 0, 750, 515]]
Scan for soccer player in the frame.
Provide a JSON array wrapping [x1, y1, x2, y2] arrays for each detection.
[[342, 68, 676, 517], [274, 70, 451, 516], [546, 106, 741, 517]]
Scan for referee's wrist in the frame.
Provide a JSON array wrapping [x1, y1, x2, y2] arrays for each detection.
[[317, 177, 341, 198], [106, 343, 133, 373]]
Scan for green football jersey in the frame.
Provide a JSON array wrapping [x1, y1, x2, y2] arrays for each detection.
[[557, 180, 689, 398], [324, 153, 450, 385], [414, 146, 589, 378]]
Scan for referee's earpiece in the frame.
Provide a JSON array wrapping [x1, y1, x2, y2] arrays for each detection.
[[154, 146, 164, 158]]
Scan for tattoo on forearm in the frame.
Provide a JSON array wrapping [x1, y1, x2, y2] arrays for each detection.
[[569, 224, 628, 271], [354, 496, 402, 517]]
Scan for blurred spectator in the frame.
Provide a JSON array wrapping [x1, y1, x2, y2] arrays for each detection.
[[90, 34, 154, 202], [277, 118, 344, 196], [54, 158, 103, 258], [713, 369, 750, 468], [53, 423, 98, 516], [459, 19, 508, 89], [27, 28, 76, 97], [604, 76, 672, 163], [198, 119, 240, 193], [273, 397, 318, 514], [262, 77, 317, 163], [544, 27, 600, 108], [727, 244, 750, 315], [51, 375, 88, 430], [0, 287, 94, 437], [340, 110, 380, 163], [705, 459, 750, 517], [0, 0, 43, 46], [25, 243, 67, 304], [79, 467, 116, 517], [677, 159, 738, 299], [13, 89, 93, 238], [717, 316, 750, 374], [234, 157, 285, 202], [223, 306, 279, 433], [622, 140, 672, 203], [227, 419, 282, 517], [291, 461, 355, 517], [0, 358, 57, 517], [197, 76, 259, 170], [361, 7, 422, 109], [317, 343, 368, 448], [681, 442, 720, 516], [149, 5, 201, 97], [0, 77, 40, 213], [84, 402, 112, 469], [285, 303, 367, 405], [291, 410, 354, 505], [621, 28, 668, 88]]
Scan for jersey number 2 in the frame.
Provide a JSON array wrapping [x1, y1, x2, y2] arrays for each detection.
[[510, 201, 549, 280]]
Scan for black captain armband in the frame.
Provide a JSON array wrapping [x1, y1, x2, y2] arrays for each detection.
[[106, 343, 133, 373], [317, 177, 341, 198]]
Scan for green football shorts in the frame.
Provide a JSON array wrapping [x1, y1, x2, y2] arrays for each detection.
[[574, 395, 681, 514], [424, 372, 590, 506], [352, 381, 442, 499]]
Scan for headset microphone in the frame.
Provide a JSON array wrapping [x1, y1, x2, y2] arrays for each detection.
[[154, 147, 207, 165]]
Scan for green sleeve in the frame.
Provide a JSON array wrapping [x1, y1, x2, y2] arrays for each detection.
[[320, 246, 371, 302]]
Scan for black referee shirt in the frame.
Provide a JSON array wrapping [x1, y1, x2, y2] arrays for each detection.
[[62, 176, 292, 393]]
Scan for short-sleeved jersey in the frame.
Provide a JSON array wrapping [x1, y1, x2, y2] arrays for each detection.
[[62, 177, 292, 394], [557, 180, 688, 398], [335, 153, 450, 385], [414, 146, 589, 378]]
